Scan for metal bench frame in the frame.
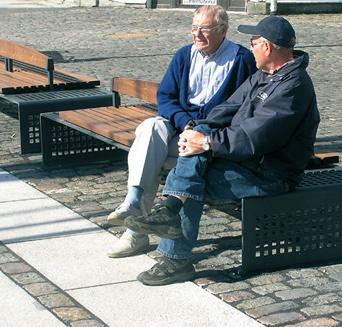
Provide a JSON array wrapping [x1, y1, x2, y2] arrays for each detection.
[[1, 88, 113, 154], [242, 169, 342, 272]]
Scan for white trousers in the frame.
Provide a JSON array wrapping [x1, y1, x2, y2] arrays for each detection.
[[127, 116, 179, 214]]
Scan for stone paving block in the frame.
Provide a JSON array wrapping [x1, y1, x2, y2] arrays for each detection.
[[0, 252, 20, 264], [236, 296, 276, 310], [38, 293, 76, 308], [205, 281, 250, 294], [220, 290, 256, 303], [252, 282, 289, 296], [275, 288, 318, 300], [287, 277, 332, 288], [301, 293, 341, 306], [287, 318, 340, 326], [23, 282, 60, 297], [286, 269, 325, 279], [0, 245, 8, 254], [314, 282, 342, 293], [0, 262, 32, 274], [248, 273, 285, 286], [319, 264, 342, 274], [332, 313, 342, 321], [329, 272, 342, 282], [259, 312, 305, 325], [11, 272, 46, 285], [53, 307, 92, 323], [246, 301, 299, 319], [71, 320, 107, 327], [301, 304, 342, 316]]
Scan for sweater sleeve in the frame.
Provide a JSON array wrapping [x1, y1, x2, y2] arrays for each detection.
[[157, 47, 192, 131]]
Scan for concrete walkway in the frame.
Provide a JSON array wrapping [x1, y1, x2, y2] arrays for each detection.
[[0, 168, 263, 326]]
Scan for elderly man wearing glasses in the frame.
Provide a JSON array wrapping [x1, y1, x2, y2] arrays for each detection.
[[106, 5, 256, 258], [124, 16, 320, 285]]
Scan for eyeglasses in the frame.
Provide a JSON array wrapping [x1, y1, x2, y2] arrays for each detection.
[[191, 24, 222, 34], [250, 37, 266, 48]]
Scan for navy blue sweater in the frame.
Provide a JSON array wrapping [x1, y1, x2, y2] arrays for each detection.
[[157, 43, 256, 131]]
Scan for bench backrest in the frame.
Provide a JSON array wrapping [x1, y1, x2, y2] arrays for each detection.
[[112, 77, 159, 108], [0, 39, 54, 86]]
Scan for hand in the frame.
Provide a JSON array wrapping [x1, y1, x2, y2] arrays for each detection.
[[178, 130, 206, 157]]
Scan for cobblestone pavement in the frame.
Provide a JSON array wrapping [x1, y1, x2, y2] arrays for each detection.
[[0, 7, 342, 326]]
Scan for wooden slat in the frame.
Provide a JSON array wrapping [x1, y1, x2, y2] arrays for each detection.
[[0, 62, 99, 94], [112, 77, 159, 105], [0, 39, 100, 94], [314, 152, 339, 162], [0, 39, 51, 70], [59, 107, 156, 147]]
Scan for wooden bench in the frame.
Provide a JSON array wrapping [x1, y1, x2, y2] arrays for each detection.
[[0, 39, 113, 154], [40, 77, 342, 273], [40, 78, 160, 165], [0, 39, 99, 94]]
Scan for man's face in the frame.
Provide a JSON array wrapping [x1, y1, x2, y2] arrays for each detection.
[[191, 13, 226, 55], [250, 36, 267, 70]]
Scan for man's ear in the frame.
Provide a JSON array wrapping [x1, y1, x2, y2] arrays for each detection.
[[264, 41, 273, 56]]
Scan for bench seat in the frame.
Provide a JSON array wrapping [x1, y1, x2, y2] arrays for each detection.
[[0, 62, 100, 94], [0, 39, 113, 154], [1, 88, 113, 154], [39, 77, 342, 274], [0, 39, 100, 94], [59, 106, 156, 148]]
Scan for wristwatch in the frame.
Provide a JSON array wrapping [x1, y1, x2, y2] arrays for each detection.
[[202, 136, 210, 151]]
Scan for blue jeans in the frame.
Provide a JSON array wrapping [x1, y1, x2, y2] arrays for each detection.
[[157, 124, 289, 259]]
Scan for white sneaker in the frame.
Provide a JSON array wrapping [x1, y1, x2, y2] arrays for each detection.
[[107, 231, 149, 258], [107, 202, 142, 226]]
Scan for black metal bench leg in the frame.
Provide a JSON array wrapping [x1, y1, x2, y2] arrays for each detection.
[[18, 106, 41, 154], [41, 115, 56, 166]]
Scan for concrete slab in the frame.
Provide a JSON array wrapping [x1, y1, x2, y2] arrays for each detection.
[[0, 197, 100, 244], [0, 169, 262, 327], [8, 231, 155, 289], [0, 169, 45, 202], [68, 281, 263, 327], [0, 272, 65, 327]]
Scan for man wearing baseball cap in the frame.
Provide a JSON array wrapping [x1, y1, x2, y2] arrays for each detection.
[[123, 16, 320, 286]]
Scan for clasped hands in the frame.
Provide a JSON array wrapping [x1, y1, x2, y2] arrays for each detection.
[[178, 125, 206, 157]]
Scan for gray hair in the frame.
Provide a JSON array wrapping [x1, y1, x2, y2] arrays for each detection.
[[260, 36, 295, 54], [193, 5, 229, 29]]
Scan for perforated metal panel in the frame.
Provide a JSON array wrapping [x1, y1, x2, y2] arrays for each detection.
[[242, 169, 342, 272], [2, 88, 113, 154], [298, 169, 342, 188], [27, 113, 40, 146], [41, 113, 120, 166]]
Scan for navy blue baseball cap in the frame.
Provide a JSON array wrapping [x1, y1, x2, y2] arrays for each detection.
[[237, 16, 296, 48]]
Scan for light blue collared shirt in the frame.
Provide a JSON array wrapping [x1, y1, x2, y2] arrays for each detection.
[[188, 39, 239, 106]]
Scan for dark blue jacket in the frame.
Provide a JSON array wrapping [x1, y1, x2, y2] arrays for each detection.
[[203, 50, 320, 187], [157, 43, 256, 131]]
